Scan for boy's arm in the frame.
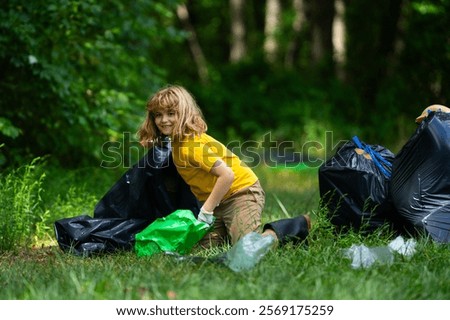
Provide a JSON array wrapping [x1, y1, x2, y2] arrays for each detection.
[[201, 160, 234, 213]]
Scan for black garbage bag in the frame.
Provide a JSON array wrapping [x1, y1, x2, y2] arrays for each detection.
[[319, 136, 395, 233], [94, 140, 198, 220], [54, 215, 150, 255], [390, 111, 450, 243], [54, 138, 201, 255]]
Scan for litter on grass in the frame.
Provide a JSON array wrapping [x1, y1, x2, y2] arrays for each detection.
[[343, 236, 417, 269], [164, 232, 276, 272], [225, 232, 276, 272]]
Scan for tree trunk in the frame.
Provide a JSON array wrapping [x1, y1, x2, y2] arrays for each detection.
[[344, 0, 403, 104], [264, 0, 282, 64], [333, 0, 345, 80], [309, 0, 334, 71], [285, 0, 306, 68], [176, 3, 209, 84], [230, 0, 247, 63]]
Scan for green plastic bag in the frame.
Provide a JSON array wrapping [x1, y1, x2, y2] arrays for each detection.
[[134, 209, 211, 257]]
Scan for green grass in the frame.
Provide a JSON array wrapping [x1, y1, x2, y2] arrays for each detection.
[[0, 162, 449, 300], [0, 158, 49, 251]]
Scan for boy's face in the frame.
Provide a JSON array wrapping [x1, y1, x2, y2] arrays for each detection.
[[154, 108, 177, 136]]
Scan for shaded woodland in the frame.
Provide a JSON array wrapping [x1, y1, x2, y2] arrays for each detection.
[[1, 0, 449, 167]]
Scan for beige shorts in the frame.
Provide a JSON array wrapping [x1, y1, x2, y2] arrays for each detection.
[[198, 180, 265, 248]]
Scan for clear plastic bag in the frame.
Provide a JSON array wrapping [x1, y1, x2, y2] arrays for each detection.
[[344, 245, 394, 269], [225, 232, 276, 272], [343, 236, 417, 269]]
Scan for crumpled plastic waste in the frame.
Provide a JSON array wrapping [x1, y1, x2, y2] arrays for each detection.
[[343, 236, 417, 269], [225, 232, 276, 272], [387, 236, 417, 257], [165, 232, 276, 272]]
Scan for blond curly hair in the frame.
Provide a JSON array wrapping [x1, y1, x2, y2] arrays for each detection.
[[137, 85, 208, 147]]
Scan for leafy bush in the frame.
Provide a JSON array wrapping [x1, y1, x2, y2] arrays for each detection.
[[0, 0, 182, 167]]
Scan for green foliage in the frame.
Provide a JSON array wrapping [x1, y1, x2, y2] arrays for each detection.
[[178, 0, 449, 152], [191, 61, 360, 160], [0, 0, 183, 167], [0, 159, 123, 251], [40, 164, 124, 228], [0, 117, 22, 138], [344, 0, 449, 141], [0, 158, 49, 252], [1, 0, 450, 168], [48, 186, 98, 222], [397, 0, 450, 106]]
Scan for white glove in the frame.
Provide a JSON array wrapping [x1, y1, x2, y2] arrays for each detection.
[[198, 207, 215, 225]]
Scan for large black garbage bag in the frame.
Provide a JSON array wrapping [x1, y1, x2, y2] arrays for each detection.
[[54, 215, 149, 255], [94, 139, 199, 219], [319, 137, 395, 233], [390, 111, 450, 243], [54, 139, 201, 255]]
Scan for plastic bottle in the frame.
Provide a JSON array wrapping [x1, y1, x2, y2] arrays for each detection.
[[225, 232, 276, 272]]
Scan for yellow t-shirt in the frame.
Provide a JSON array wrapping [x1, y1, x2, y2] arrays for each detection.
[[171, 133, 258, 202]]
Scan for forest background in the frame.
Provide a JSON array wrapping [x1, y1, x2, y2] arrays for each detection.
[[1, 0, 449, 170], [1, 1, 450, 302]]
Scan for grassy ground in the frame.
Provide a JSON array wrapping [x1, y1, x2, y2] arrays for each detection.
[[0, 164, 449, 300]]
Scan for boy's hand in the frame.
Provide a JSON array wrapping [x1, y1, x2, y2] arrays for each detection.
[[198, 207, 215, 225]]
